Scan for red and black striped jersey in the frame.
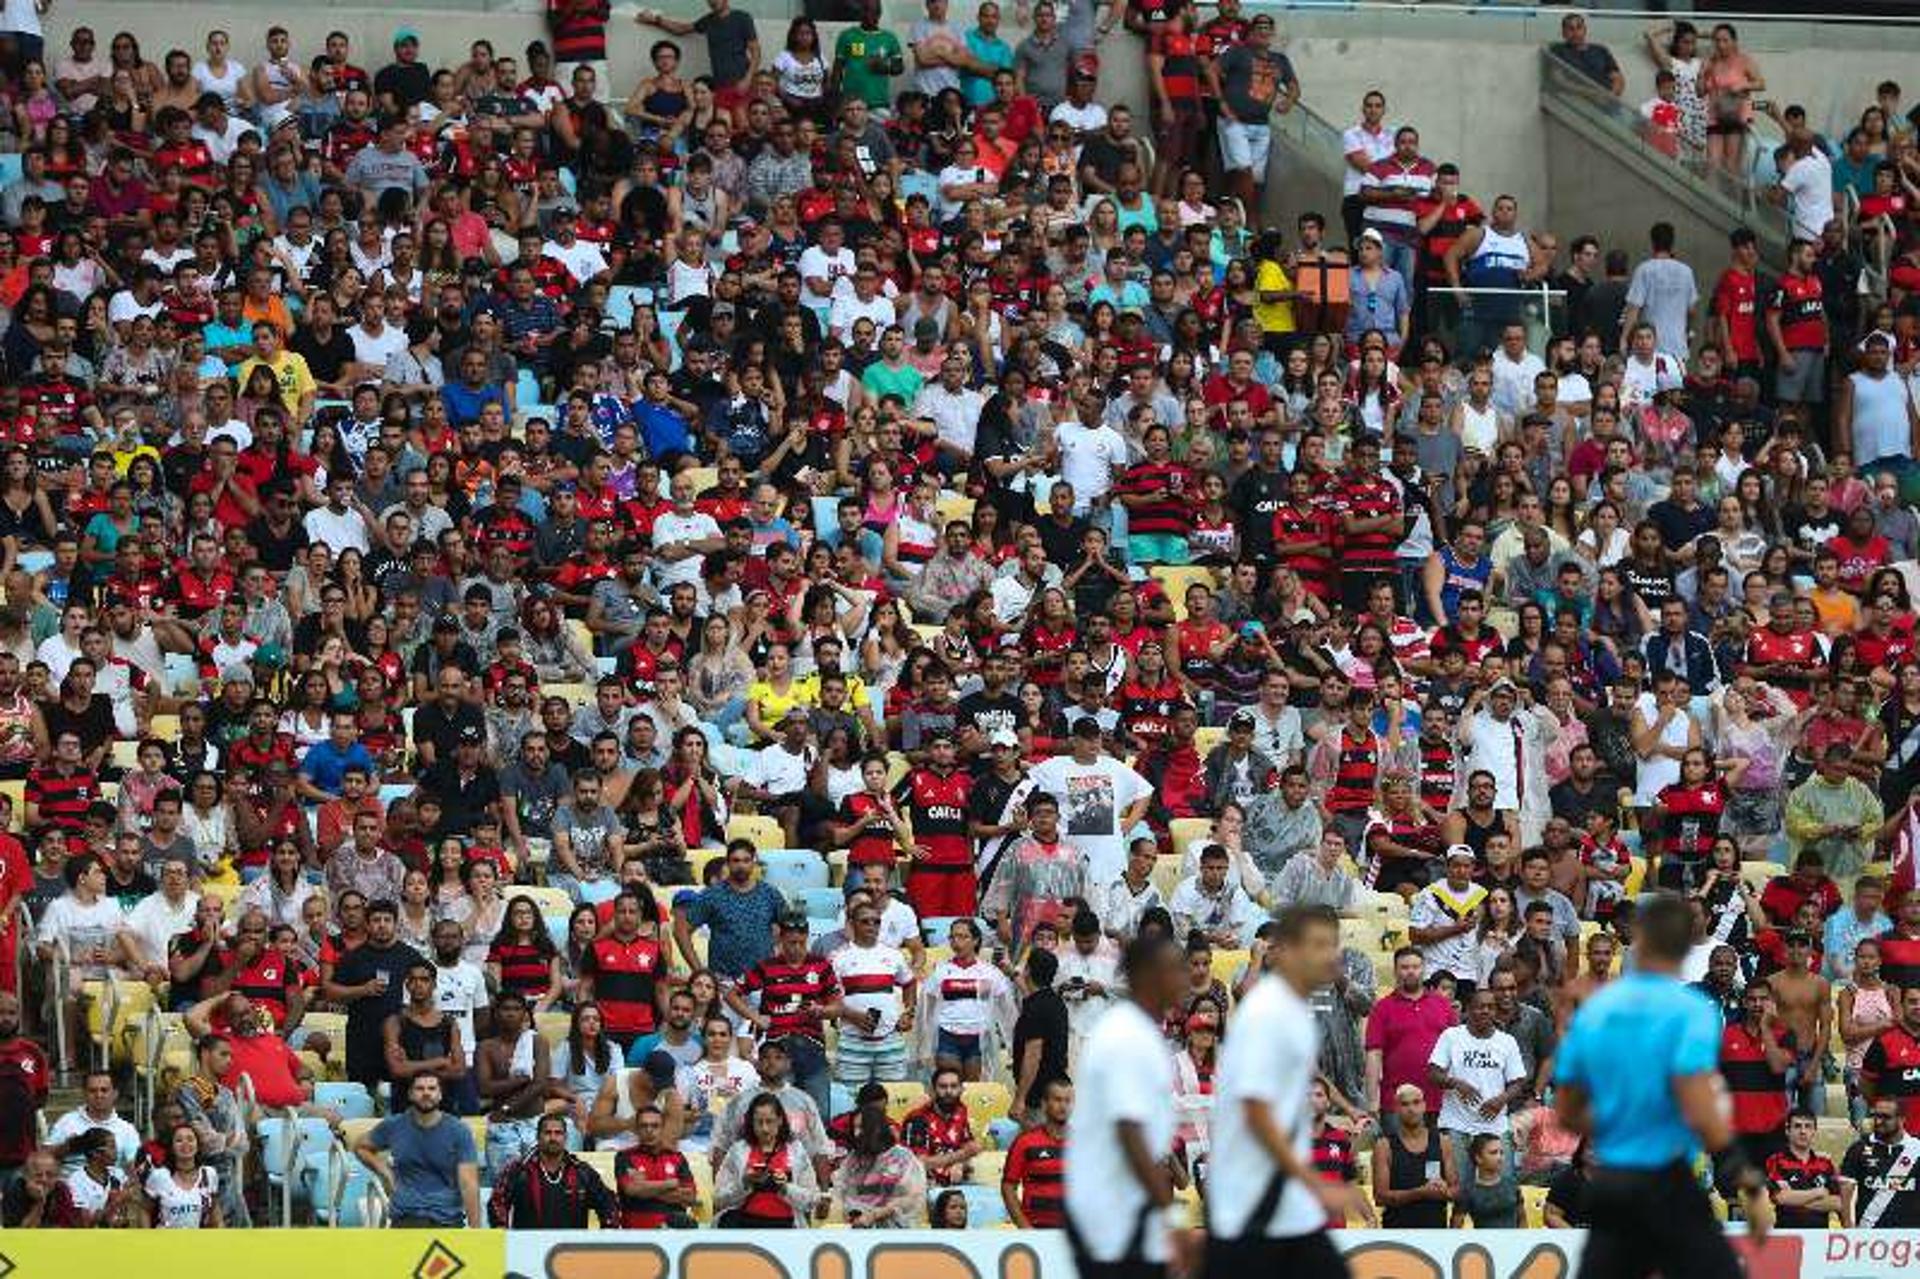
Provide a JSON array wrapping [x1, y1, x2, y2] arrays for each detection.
[[24, 764, 98, 833], [737, 956, 840, 1044], [614, 1145, 694, 1227], [1117, 460, 1197, 537], [487, 937, 554, 999], [1862, 1026, 1920, 1137], [1326, 727, 1381, 814], [899, 769, 973, 869], [1332, 474, 1405, 571], [581, 934, 665, 1036], [901, 1102, 976, 1186], [230, 951, 301, 1029], [1765, 1149, 1840, 1228], [1720, 1021, 1790, 1137], [1003, 1126, 1067, 1227], [1115, 677, 1185, 750]]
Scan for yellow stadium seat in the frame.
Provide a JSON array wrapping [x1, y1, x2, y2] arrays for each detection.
[[568, 619, 595, 663], [1192, 726, 1225, 758], [580, 1151, 618, 1223], [688, 1151, 714, 1222], [962, 1081, 1013, 1133], [1169, 818, 1212, 861], [683, 466, 718, 493], [922, 945, 952, 972], [726, 814, 783, 852], [1522, 1184, 1548, 1227], [109, 739, 140, 771], [1210, 947, 1250, 989], [1150, 855, 1186, 903], [935, 493, 975, 527], [883, 1081, 928, 1122], [885, 751, 911, 789], [339, 1117, 381, 1152], [1151, 566, 1217, 620], [149, 714, 180, 744], [827, 848, 849, 887], [689, 847, 726, 884], [97, 781, 118, 807], [1623, 856, 1648, 896], [83, 978, 154, 1069], [0, 779, 20, 831], [462, 1116, 489, 1162], [536, 1011, 571, 1051], [515, 885, 576, 919], [1814, 1118, 1855, 1165], [970, 1149, 1006, 1185]]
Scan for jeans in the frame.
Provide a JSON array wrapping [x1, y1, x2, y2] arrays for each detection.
[[1380, 237, 1418, 292], [786, 1036, 832, 1118], [486, 1116, 538, 1182]]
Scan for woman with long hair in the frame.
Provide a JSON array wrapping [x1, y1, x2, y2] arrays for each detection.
[[486, 892, 563, 1013], [618, 768, 692, 885], [521, 595, 593, 684], [452, 858, 509, 966], [1650, 746, 1734, 893], [924, 918, 1013, 1083], [396, 868, 436, 950], [714, 1093, 823, 1227], [145, 1123, 223, 1228], [663, 727, 729, 848], [831, 1102, 925, 1228], [550, 1000, 616, 1131], [1700, 22, 1764, 174]]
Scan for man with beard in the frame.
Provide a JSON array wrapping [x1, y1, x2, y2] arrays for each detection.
[[354, 1073, 482, 1226], [488, 1110, 615, 1228]]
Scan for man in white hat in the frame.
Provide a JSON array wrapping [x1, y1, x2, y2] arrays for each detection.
[[1457, 675, 1558, 847], [1408, 845, 1488, 990]]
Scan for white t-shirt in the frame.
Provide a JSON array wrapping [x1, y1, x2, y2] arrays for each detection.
[[1426, 1023, 1526, 1136], [48, 1109, 142, 1173], [830, 941, 914, 1041], [1779, 150, 1835, 242], [1065, 1001, 1176, 1262], [543, 239, 610, 286], [107, 290, 163, 326], [432, 958, 490, 1049], [828, 290, 897, 344], [65, 1164, 127, 1219], [144, 1165, 219, 1228], [797, 244, 855, 310], [124, 890, 199, 968], [1028, 753, 1152, 882], [649, 510, 722, 589], [1053, 420, 1127, 510], [1209, 974, 1326, 1239], [38, 895, 128, 967], [771, 51, 826, 101], [348, 322, 408, 371], [750, 742, 814, 796], [303, 504, 371, 556]]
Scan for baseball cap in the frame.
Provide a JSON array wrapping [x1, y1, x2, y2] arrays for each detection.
[[393, 26, 421, 46], [1445, 844, 1478, 864], [1228, 708, 1256, 730], [1359, 228, 1385, 246], [457, 723, 485, 744], [776, 910, 809, 932], [988, 727, 1019, 749]]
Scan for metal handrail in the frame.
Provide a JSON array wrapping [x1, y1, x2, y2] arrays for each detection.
[[46, 946, 70, 1081]]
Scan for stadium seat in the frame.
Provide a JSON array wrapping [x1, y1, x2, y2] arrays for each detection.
[[0, 779, 23, 831], [829, 1082, 856, 1120], [312, 1082, 375, 1121], [689, 1152, 715, 1222], [1738, 862, 1776, 894], [309, 1139, 379, 1227], [579, 1150, 619, 1222], [920, 915, 978, 944], [579, 879, 621, 905], [1152, 566, 1217, 620], [760, 849, 830, 898], [1150, 855, 1186, 902], [727, 814, 783, 851], [546, 682, 593, 709], [1192, 726, 1225, 757], [935, 492, 975, 527], [257, 1115, 336, 1226], [950, 1183, 1010, 1227], [1169, 818, 1212, 861], [603, 284, 653, 331], [689, 847, 727, 884], [462, 1115, 489, 1171], [883, 1081, 928, 1122], [515, 885, 576, 918], [800, 886, 844, 920], [962, 1082, 1013, 1133], [536, 1011, 572, 1051], [109, 739, 140, 771], [1814, 1118, 1856, 1165], [1210, 948, 1250, 989], [969, 1149, 1006, 1184]]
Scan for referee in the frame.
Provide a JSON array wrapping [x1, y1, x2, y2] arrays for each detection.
[[1207, 904, 1360, 1278], [1064, 934, 1187, 1279], [1553, 893, 1772, 1279]]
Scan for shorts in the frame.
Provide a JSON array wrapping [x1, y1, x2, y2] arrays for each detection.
[[906, 864, 978, 919], [1775, 347, 1827, 403], [1207, 1229, 1346, 1279], [1219, 120, 1273, 175], [936, 1029, 984, 1065], [834, 1033, 910, 1086], [1127, 532, 1191, 566], [1725, 786, 1782, 839]]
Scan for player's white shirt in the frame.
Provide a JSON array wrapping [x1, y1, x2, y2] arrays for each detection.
[[1065, 1000, 1176, 1263], [1208, 972, 1327, 1239]]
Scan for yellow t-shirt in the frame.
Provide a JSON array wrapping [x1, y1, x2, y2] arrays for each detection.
[[747, 678, 814, 728], [236, 351, 317, 415], [1253, 259, 1296, 335]]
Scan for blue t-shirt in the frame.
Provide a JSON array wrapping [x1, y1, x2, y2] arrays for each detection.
[[370, 1111, 477, 1224], [680, 881, 785, 979], [299, 739, 377, 795], [440, 381, 506, 427], [1554, 970, 1720, 1170], [631, 400, 693, 461]]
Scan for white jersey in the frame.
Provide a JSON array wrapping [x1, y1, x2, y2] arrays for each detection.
[[1427, 1023, 1526, 1136], [1208, 974, 1326, 1240], [1066, 1001, 1177, 1263], [830, 941, 914, 1041]]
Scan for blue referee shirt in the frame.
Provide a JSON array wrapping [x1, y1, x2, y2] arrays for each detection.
[[1553, 969, 1721, 1170]]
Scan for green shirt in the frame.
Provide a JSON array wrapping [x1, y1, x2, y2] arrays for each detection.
[[861, 359, 924, 404], [835, 26, 903, 110]]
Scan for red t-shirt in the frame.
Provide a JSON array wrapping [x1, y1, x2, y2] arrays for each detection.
[[1362, 989, 1458, 1111]]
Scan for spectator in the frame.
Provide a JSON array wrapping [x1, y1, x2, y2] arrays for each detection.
[[353, 1073, 482, 1227]]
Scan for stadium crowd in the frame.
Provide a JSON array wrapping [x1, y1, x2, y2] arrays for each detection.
[[0, 0, 1913, 1243]]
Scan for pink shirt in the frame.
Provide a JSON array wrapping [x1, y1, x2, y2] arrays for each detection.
[[1364, 988, 1458, 1112]]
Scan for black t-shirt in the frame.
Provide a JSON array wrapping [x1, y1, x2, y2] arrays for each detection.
[[412, 699, 487, 769], [1035, 514, 1090, 568], [291, 325, 356, 385], [245, 516, 312, 574], [693, 8, 758, 85], [334, 939, 425, 1075], [418, 759, 504, 836], [1549, 778, 1619, 830], [1841, 1138, 1920, 1227], [1783, 504, 1842, 562], [373, 61, 432, 110], [955, 690, 1021, 745], [1647, 498, 1713, 551], [1078, 134, 1136, 190], [1011, 987, 1069, 1112]]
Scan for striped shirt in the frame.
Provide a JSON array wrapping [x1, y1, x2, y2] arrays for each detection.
[[1361, 155, 1438, 241], [736, 956, 840, 1044], [1004, 1126, 1068, 1226]]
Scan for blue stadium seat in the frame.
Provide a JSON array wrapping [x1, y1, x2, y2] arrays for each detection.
[[921, 916, 980, 944], [257, 1115, 336, 1226], [313, 1081, 374, 1121], [761, 850, 829, 899], [799, 886, 844, 920]]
